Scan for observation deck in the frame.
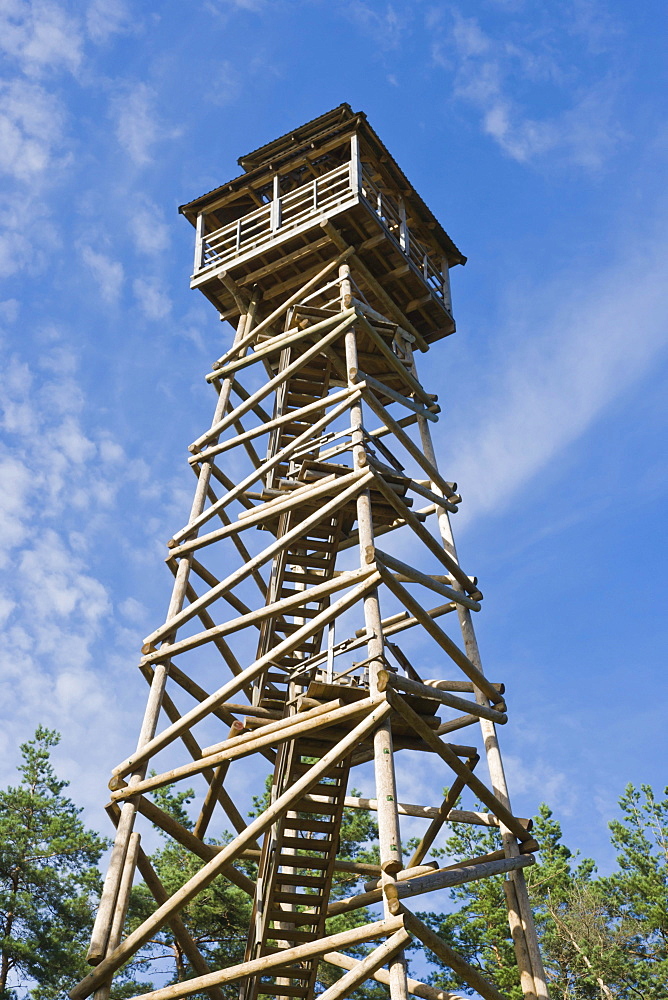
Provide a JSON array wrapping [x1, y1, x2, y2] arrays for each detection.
[[180, 104, 466, 346]]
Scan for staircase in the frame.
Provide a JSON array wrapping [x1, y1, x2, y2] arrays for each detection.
[[240, 738, 351, 1000], [242, 315, 418, 998]]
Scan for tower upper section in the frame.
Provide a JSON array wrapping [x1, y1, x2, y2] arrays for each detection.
[[179, 104, 466, 346]]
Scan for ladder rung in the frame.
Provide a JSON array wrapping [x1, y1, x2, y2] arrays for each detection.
[[257, 984, 310, 997], [273, 890, 323, 904], [286, 554, 332, 569], [292, 780, 341, 796], [283, 571, 327, 583], [267, 909, 319, 925], [274, 872, 327, 888], [282, 817, 334, 833], [266, 927, 321, 943], [278, 854, 329, 870], [264, 967, 313, 980], [287, 538, 337, 552], [289, 800, 338, 815], [280, 836, 333, 851]]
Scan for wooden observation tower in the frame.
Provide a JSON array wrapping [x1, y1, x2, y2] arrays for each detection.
[[72, 105, 550, 1000]]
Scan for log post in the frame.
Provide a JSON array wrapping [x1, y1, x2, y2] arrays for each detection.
[[415, 397, 549, 1000], [344, 307, 408, 1000]]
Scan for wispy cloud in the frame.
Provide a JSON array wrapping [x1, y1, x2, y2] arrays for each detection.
[[441, 225, 668, 523], [80, 244, 125, 302], [133, 275, 172, 319], [0, 328, 174, 814], [206, 0, 269, 13], [0, 79, 68, 180], [432, 7, 625, 168], [85, 0, 133, 44], [110, 82, 182, 166], [0, 0, 83, 76], [127, 195, 171, 255], [345, 1, 410, 51]]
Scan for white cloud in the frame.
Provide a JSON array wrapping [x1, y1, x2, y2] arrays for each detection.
[[0, 79, 67, 180], [434, 8, 624, 168], [133, 275, 172, 319], [110, 82, 181, 167], [477, 79, 622, 169], [85, 0, 132, 43], [443, 227, 668, 523], [128, 195, 171, 255], [503, 753, 575, 816], [0, 334, 156, 816], [345, 1, 409, 51], [118, 595, 148, 624], [80, 245, 124, 302], [0, 0, 83, 76], [207, 59, 243, 107], [206, 0, 268, 12], [0, 299, 19, 323]]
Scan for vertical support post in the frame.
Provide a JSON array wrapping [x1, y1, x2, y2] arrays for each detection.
[[399, 198, 408, 253], [441, 256, 452, 313], [194, 212, 205, 273], [415, 399, 550, 1000], [271, 174, 282, 231], [92, 833, 141, 1000], [342, 264, 407, 1000], [326, 621, 335, 684], [350, 133, 361, 196]]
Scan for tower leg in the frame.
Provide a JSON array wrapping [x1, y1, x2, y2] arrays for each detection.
[[417, 412, 550, 1000], [345, 303, 408, 1000]]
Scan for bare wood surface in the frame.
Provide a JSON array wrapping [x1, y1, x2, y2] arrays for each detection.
[[388, 692, 533, 844], [379, 671, 506, 725], [70, 704, 392, 998], [403, 908, 510, 1000], [323, 951, 465, 1000], [119, 918, 405, 1000], [317, 928, 411, 1000], [327, 855, 534, 917]]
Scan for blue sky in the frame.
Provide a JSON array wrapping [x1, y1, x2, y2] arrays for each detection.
[[1, 0, 667, 879]]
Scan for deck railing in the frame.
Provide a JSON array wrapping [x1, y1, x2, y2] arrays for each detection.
[[359, 165, 448, 302], [195, 162, 353, 273], [194, 153, 451, 310]]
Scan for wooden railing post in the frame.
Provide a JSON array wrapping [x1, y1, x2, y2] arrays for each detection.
[[194, 213, 204, 273], [399, 198, 408, 253], [441, 257, 452, 312], [271, 174, 281, 231], [350, 133, 361, 194]]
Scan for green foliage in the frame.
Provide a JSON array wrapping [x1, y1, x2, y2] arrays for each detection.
[[416, 807, 522, 998], [124, 784, 251, 998], [602, 784, 668, 998], [2, 728, 666, 1000], [0, 727, 108, 1000]]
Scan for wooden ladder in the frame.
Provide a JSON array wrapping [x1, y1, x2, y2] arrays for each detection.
[[240, 737, 351, 1000], [252, 335, 352, 713]]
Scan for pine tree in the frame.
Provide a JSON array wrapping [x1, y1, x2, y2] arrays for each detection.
[[415, 811, 522, 998], [125, 783, 252, 996], [0, 727, 108, 1000], [603, 783, 668, 998]]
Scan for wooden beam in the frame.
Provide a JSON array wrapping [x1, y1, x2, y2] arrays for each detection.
[[388, 692, 534, 844], [69, 704, 392, 999]]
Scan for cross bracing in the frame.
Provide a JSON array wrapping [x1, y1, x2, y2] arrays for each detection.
[[72, 107, 550, 1000]]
